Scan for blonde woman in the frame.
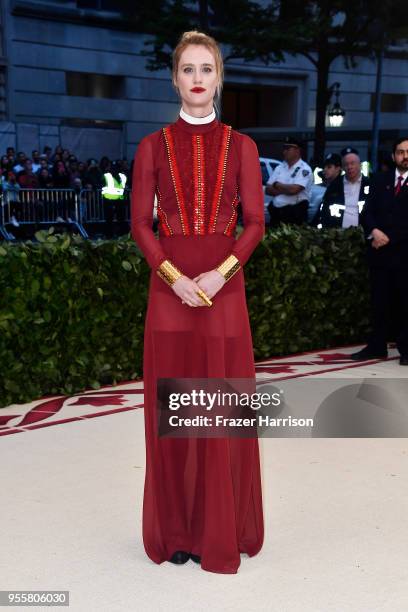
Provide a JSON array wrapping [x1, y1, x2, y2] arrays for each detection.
[[131, 30, 265, 574]]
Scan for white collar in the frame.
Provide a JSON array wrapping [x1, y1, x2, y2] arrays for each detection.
[[344, 173, 362, 184], [395, 168, 408, 182], [180, 106, 216, 124]]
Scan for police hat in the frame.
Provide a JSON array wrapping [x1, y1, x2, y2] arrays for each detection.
[[341, 146, 359, 157], [283, 136, 303, 148], [324, 153, 342, 167]]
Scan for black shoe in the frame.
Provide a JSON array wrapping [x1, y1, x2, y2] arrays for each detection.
[[399, 355, 408, 366], [168, 551, 190, 564], [349, 347, 388, 361], [190, 553, 201, 564]]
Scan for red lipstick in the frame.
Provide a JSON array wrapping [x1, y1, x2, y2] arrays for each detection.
[[190, 87, 206, 93]]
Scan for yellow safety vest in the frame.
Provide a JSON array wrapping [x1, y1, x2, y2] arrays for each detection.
[[102, 172, 127, 200]]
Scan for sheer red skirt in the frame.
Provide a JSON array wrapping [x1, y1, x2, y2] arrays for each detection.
[[142, 233, 264, 574]]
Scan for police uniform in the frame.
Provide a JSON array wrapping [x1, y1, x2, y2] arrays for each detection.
[[313, 173, 370, 229], [341, 146, 359, 157], [267, 139, 313, 226], [316, 153, 342, 184], [325, 152, 342, 166], [103, 165, 127, 237]]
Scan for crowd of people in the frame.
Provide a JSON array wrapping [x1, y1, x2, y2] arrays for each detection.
[[265, 137, 395, 231], [0, 140, 397, 232], [0, 145, 130, 226], [265, 135, 408, 366], [1, 136, 407, 365]]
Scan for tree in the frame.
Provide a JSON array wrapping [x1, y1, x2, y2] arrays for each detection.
[[257, 0, 407, 164], [131, 0, 407, 164]]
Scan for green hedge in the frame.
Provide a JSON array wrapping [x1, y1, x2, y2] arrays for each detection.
[[248, 224, 370, 356], [0, 226, 370, 408]]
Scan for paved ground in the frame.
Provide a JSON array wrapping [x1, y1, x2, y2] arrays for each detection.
[[1, 345, 407, 612]]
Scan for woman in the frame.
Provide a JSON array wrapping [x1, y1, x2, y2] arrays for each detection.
[[1, 154, 12, 174], [2, 171, 21, 226], [131, 30, 265, 575], [37, 167, 54, 189], [52, 161, 71, 222]]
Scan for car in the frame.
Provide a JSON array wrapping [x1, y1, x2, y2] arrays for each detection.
[[259, 157, 325, 224]]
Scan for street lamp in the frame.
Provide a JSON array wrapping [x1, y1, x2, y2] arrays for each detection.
[[327, 82, 345, 127]]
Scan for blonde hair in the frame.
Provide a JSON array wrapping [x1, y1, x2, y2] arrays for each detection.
[[172, 30, 224, 115]]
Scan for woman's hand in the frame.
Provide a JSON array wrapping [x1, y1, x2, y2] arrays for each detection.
[[171, 275, 209, 307], [193, 269, 226, 299]]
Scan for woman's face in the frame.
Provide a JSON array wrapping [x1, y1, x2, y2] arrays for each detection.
[[174, 44, 219, 111]]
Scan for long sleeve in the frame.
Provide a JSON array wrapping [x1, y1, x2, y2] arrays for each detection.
[[360, 175, 378, 237], [130, 135, 168, 271], [312, 182, 335, 228], [229, 134, 265, 266]]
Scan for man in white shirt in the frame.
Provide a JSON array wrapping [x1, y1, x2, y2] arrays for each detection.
[[313, 147, 370, 229], [342, 149, 363, 228], [31, 150, 41, 173], [12, 151, 27, 175], [266, 137, 313, 228]]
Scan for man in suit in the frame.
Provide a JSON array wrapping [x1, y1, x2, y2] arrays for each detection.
[[313, 147, 370, 229], [350, 137, 408, 365]]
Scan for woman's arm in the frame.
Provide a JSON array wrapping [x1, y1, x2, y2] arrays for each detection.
[[130, 135, 168, 271], [216, 134, 265, 281], [131, 135, 212, 306], [131, 135, 188, 287]]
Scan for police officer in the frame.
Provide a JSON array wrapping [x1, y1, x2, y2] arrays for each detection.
[[102, 161, 127, 238], [313, 147, 370, 229], [321, 153, 342, 186], [266, 136, 313, 227]]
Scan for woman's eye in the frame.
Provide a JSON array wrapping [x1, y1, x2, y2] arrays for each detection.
[[203, 67, 212, 72], [183, 67, 193, 73]]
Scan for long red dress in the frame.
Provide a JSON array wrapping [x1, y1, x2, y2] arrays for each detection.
[[131, 113, 265, 574]]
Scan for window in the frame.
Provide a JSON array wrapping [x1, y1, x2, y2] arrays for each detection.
[[76, 0, 130, 10], [222, 83, 297, 129], [0, 67, 6, 121], [61, 118, 122, 128], [66, 72, 125, 99], [370, 93, 407, 113]]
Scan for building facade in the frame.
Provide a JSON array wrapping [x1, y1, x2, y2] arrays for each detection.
[[0, 0, 407, 164]]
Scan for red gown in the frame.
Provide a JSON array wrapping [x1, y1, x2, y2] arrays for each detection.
[[131, 114, 265, 574]]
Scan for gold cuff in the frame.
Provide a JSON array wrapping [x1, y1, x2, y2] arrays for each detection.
[[216, 254, 241, 282], [156, 259, 183, 287]]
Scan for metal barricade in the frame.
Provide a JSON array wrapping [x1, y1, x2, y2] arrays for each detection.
[[79, 187, 131, 224], [0, 186, 132, 240], [1, 188, 78, 223], [0, 188, 91, 239]]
